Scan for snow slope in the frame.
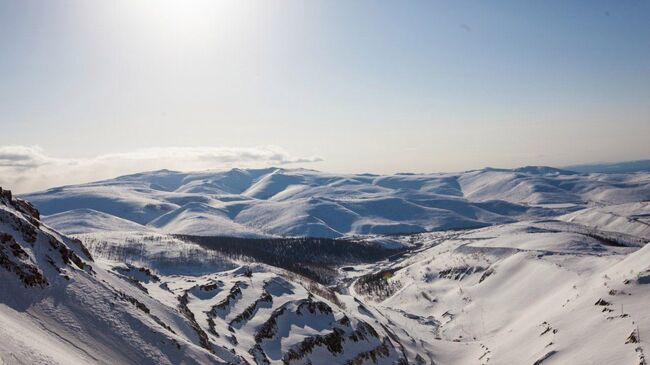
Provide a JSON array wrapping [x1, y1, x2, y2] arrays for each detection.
[[147, 202, 265, 237], [22, 166, 650, 239], [0, 188, 409, 364], [0, 188, 226, 364], [44, 208, 151, 235], [348, 221, 650, 364], [3, 182, 650, 364], [559, 201, 650, 238]]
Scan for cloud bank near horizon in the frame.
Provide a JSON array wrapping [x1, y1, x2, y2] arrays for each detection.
[[0, 145, 323, 193]]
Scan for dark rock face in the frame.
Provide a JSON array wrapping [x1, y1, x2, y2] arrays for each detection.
[[594, 298, 611, 306], [626, 331, 639, 344], [0, 188, 40, 222], [0, 231, 48, 287], [178, 292, 213, 352], [0, 186, 94, 287]]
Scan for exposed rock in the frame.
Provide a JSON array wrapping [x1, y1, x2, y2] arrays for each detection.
[[626, 331, 639, 344], [594, 298, 611, 306], [178, 292, 213, 352], [532, 350, 558, 365]]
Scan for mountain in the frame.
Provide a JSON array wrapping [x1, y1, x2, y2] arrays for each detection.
[[44, 208, 151, 235], [0, 188, 408, 364], [350, 221, 650, 364], [0, 187, 226, 364], [565, 159, 650, 174], [3, 185, 650, 364], [21, 167, 650, 239]]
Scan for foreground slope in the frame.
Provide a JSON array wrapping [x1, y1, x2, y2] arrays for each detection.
[[4, 185, 649, 364], [349, 221, 649, 364], [0, 188, 225, 364], [0, 188, 408, 364]]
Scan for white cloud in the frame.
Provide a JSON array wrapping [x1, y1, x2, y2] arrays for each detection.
[[0, 146, 53, 168], [0, 145, 323, 193]]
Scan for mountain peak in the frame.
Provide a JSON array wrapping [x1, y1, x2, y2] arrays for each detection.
[[1, 187, 40, 222]]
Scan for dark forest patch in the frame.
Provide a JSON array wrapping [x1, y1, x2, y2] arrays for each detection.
[[176, 235, 406, 284]]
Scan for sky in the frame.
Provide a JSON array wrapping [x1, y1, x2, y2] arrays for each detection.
[[1, 0, 649, 192]]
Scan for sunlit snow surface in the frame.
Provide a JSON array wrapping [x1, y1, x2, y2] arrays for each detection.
[[23, 166, 650, 239], [2, 166, 649, 364]]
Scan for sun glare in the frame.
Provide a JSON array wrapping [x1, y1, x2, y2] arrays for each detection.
[[127, 0, 249, 43]]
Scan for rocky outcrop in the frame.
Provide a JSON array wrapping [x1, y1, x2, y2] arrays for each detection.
[[0, 186, 94, 286], [178, 292, 213, 352], [0, 187, 40, 223], [0, 232, 47, 287], [230, 290, 272, 329]]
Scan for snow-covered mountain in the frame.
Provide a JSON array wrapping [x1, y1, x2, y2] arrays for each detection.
[[3, 185, 649, 364], [0, 188, 408, 364], [348, 221, 650, 364], [22, 166, 650, 239], [3, 165, 650, 364], [0, 187, 225, 364]]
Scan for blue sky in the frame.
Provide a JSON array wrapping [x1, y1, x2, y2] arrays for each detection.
[[1, 0, 649, 191]]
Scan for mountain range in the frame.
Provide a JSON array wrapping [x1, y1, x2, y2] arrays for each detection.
[[1, 165, 649, 364], [23, 166, 650, 240]]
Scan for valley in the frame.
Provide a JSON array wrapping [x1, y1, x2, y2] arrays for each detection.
[[1, 166, 649, 364]]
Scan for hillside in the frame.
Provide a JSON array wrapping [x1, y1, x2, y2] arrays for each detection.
[[22, 167, 650, 240], [5, 186, 650, 364], [347, 221, 650, 364], [0, 188, 409, 364]]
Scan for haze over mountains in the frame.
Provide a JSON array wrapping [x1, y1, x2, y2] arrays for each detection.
[[23, 166, 650, 240], [564, 159, 650, 174]]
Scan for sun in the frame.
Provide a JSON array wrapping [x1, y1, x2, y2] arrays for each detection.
[[150, 0, 215, 27], [127, 0, 248, 42]]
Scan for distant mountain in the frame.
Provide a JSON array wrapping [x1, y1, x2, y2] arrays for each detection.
[[564, 159, 650, 173], [21, 166, 650, 239]]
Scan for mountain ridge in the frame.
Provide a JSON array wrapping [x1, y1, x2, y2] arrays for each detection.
[[21, 166, 650, 239], [0, 187, 409, 364]]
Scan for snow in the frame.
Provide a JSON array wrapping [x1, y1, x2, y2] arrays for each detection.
[[147, 202, 265, 237], [2, 165, 650, 364], [559, 201, 650, 238], [44, 209, 151, 235], [0, 191, 403, 364], [0, 192, 227, 365], [347, 220, 649, 364], [22, 166, 650, 240]]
